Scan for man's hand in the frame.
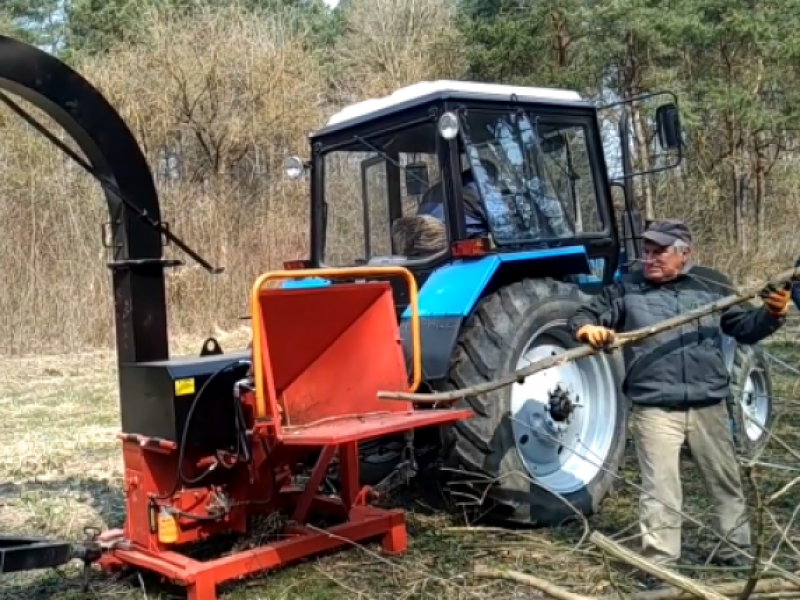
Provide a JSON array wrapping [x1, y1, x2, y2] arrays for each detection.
[[760, 281, 791, 317], [576, 324, 616, 348]]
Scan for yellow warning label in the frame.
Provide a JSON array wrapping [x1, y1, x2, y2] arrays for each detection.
[[174, 378, 196, 396]]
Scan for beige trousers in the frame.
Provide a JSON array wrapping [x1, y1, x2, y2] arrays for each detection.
[[631, 402, 750, 563]]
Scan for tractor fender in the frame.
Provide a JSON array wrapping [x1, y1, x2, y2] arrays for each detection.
[[399, 246, 592, 382]]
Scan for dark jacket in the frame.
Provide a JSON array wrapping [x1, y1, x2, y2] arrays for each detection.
[[566, 265, 784, 409], [418, 180, 488, 237]]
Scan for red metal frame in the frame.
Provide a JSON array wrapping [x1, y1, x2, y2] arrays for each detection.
[[98, 437, 413, 600], [97, 270, 473, 600]]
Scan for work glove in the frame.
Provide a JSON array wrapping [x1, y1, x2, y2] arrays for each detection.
[[759, 281, 791, 317], [576, 324, 616, 348]]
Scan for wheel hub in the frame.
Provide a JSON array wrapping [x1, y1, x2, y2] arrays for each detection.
[[548, 384, 577, 422], [528, 385, 578, 440]]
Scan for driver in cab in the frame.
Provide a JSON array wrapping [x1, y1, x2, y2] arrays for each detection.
[[390, 159, 500, 258], [416, 158, 497, 238], [390, 154, 573, 257]]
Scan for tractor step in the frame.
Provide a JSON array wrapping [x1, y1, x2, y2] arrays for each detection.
[[0, 536, 76, 574]]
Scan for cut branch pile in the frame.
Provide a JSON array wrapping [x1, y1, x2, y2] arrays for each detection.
[[472, 530, 800, 600]]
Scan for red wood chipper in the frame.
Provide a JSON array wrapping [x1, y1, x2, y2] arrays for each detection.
[[0, 35, 472, 599], [97, 267, 473, 600]]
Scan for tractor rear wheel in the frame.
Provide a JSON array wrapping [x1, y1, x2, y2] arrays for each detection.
[[439, 278, 627, 527], [728, 344, 774, 457]]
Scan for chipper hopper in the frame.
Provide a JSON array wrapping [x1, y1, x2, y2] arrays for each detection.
[[0, 35, 472, 599]]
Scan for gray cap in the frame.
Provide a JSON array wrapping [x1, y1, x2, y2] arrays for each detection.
[[642, 219, 692, 247]]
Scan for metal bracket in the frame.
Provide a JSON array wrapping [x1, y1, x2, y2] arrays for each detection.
[[200, 337, 223, 356], [102, 218, 175, 250], [106, 258, 183, 271], [101, 220, 173, 249]]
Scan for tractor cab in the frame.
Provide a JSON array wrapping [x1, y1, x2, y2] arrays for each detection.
[[282, 81, 683, 384], [285, 81, 623, 296]]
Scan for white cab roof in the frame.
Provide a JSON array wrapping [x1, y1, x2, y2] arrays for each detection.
[[325, 80, 583, 128]]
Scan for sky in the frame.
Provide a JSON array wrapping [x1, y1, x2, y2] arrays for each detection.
[[323, 0, 340, 6]]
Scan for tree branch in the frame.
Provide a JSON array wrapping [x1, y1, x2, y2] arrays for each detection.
[[621, 577, 798, 600], [473, 566, 594, 600], [590, 532, 728, 600], [378, 266, 800, 403]]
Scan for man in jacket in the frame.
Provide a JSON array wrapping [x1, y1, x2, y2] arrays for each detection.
[[567, 219, 791, 567], [416, 159, 496, 238]]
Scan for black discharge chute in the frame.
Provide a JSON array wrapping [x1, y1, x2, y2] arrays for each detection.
[[0, 34, 217, 575], [0, 35, 220, 366]]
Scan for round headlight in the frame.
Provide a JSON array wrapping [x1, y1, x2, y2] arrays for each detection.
[[438, 111, 459, 140], [283, 155, 305, 180]]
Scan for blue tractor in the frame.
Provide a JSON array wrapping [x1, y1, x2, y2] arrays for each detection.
[[281, 80, 772, 527]]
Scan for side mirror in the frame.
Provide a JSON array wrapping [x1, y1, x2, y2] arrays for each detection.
[[404, 162, 429, 196], [655, 103, 682, 151], [540, 132, 566, 154]]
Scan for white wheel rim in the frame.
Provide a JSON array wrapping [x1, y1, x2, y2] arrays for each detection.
[[510, 320, 619, 495], [741, 367, 769, 442]]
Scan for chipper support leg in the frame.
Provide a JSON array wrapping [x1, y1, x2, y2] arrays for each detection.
[[187, 577, 217, 600]]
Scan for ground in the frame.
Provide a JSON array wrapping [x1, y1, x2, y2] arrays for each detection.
[[3, 327, 800, 599]]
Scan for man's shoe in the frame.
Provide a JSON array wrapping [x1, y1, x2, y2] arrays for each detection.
[[637, 573, 663, 590], [709, 553, 749, 568]]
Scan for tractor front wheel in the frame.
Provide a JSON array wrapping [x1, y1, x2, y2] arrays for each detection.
[[440, 278, 627, 527], [728, 344, 774, 457]]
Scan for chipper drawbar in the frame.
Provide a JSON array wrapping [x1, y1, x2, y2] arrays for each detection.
[[0, 35, 472, 599]]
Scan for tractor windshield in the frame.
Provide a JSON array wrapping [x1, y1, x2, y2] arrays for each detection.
[[459, 110, 605, 245]]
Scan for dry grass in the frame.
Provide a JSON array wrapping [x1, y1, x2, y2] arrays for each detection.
[[3, 322, 800, 600]]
